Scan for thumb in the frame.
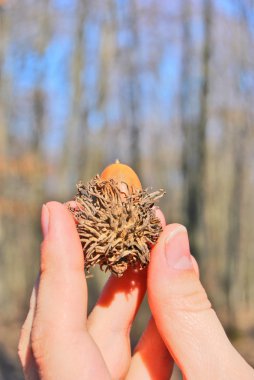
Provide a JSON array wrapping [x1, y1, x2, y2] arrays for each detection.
[[148, 224, 254, 380]]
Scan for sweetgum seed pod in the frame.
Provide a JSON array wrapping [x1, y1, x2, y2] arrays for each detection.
[[71, 160, 165, 277]]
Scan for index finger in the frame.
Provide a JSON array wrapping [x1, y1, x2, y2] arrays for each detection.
[[35, 202, 88, 333]]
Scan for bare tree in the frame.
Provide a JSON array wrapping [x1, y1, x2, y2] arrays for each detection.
[[180, 0, 212, 260], [121, 0, 141, 176], [60, 1, 88, 194], [225, 0, 254, 326], [0, 4, 8, 155]]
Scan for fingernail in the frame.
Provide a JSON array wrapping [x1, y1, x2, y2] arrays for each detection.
[[165, 226, 193, 270], [41, 204, 50, 238]]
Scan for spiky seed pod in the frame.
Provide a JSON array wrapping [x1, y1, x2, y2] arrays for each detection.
[[69, 175, 165, 277]]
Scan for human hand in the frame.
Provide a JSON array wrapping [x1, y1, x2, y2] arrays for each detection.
[[18, 201, 171, 380], [18, 202, 254, 379], [130, 223, 254, 379]]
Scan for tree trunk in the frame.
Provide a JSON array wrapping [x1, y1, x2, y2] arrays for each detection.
[[225, 125, 246, 326], [0, 5, 8, 155], [180, 0, 212, 260], [126, 0, 141, 176], [60, 2, 87, 195]]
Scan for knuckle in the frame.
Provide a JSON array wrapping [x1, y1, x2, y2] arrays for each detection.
[[18, 337, 25, 365], [18, 324, 30, 363], [177, 284, 211, 313], [159, 277, 212, 315], [31, 330, 52, 368], [31, 328, 44, 359], [31, 316, 63, 362], [31, 318, 52, 360]]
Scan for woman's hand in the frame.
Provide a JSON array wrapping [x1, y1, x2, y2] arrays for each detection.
[[18, 202, 254, 379]]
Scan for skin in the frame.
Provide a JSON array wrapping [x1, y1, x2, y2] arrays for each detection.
[[18, 202, 254, 380]]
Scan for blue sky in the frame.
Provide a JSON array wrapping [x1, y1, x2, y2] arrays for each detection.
[[4, 0, 253, 154]]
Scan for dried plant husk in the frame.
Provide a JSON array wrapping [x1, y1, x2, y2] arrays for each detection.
[[69, 175, 165, 277]]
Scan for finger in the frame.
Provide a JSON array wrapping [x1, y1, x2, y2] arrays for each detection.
[[126, 317, 174, 380], [32, 202, 111, 380], [65, 200, 77, 209], [154, 207, 166, 229], [148, 224, 254, 379], [65, 201, 79, 224], [191, 255, 199, 277], [88, 268, 147, 380], [35, 202, 88, 331], [86, 207, 166, 379], [18, 280, 39, 380]]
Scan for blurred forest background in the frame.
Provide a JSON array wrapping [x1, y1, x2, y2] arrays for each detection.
[[0, 0, 254, 378]]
